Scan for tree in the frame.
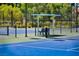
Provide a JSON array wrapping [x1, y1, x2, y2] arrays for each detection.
[[0, 4, 23, 27]]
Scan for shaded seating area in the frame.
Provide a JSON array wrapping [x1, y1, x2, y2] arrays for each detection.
[[32, 14, 61, 38], [38, 28, 50, 37]]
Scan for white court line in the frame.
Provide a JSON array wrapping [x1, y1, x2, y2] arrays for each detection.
[[25, 40, 53, 44], [0, 38, 68, 48], [66, 47, 79, 52], [0, 39, 68, 47], [0, 44, 22, 48], [0, 44, 69, 51], [70, 50, 79, 52], [15, 45, 69, 51], [16, 45, 79, 52], [0, 40, 52, 47], [1, 40, 79, 52], [69, 47, 79, 50], [0, 40, 51, 48], [1, 43, 79, 52]]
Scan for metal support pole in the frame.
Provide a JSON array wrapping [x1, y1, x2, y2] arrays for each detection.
[[59, 7, 62, 34], [76, 12, 78, 32], [32, 16, 33, 27], [60, 19, 62, 34], [33, 16, 37, 36], [52, 19, 55, 35], [35, 24, 37, 36], [75, 3, 78, 32], [37, 16, 40, 36], [7, 26, 9, 35], [70, 4, 73, 33], [2, 11, 4, 27], [15, 25, 17, 38], [25, 3, 27, 37], [25, 17, 27, 37], [11, 10, 13, 27], [45, 28, 48, 38]]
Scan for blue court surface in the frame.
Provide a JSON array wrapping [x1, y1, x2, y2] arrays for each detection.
[[0, 28, 79, 56], [0, 36, 79, 56]]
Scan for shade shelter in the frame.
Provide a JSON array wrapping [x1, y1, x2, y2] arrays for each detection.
[[31, 14, 61, 37]]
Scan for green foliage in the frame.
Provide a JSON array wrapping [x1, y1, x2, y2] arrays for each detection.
[[26, 3, 71, 21], [0, 3, 76, 28], [0, 4, 23, 26], [13, 7, 23, 21]]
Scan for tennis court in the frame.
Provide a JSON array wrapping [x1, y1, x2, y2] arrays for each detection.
[[0, 3, 79, 56], [0, 35, 79, 56], [0, 27, 79, 56]]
